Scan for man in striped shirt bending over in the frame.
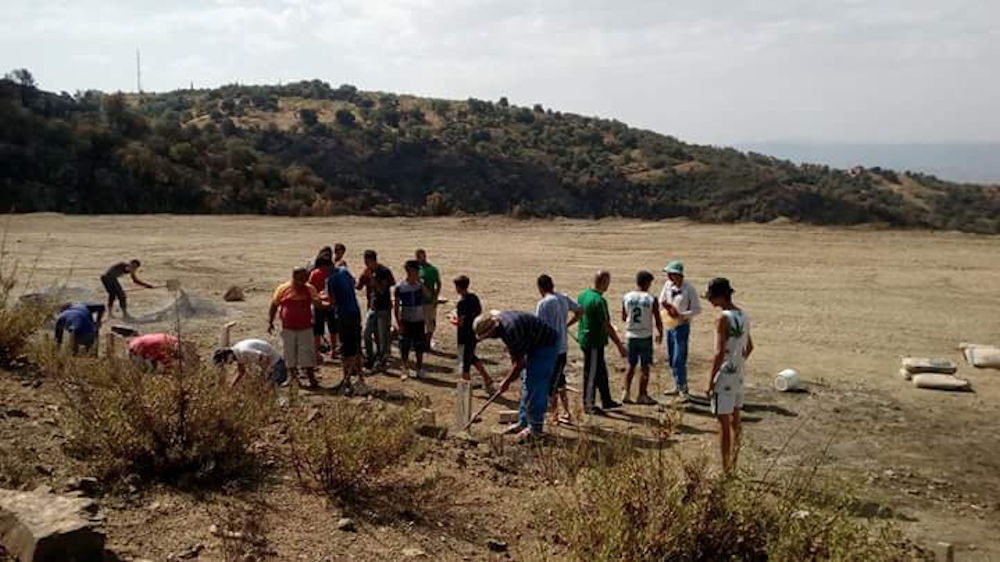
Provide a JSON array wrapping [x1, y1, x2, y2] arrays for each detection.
[[474, 310, 559, 443]]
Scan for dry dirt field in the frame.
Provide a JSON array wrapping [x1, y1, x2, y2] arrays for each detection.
[[2, 214, 1000, 561]]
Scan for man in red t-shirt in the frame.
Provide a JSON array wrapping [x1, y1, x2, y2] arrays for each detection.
[[127, 333, 198, 371], [269, 267, 322, 387]]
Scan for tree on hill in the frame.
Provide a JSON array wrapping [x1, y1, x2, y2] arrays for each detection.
[[0, 71, 997, 234]]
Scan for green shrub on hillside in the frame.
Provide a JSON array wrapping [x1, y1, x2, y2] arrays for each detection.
[[1, 71, 997, 232]]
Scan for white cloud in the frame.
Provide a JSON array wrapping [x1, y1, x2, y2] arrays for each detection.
[[0, 0, 997, 143]]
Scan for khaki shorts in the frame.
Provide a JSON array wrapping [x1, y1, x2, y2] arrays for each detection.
[[281, 328, 316, 369], [710, 369, 744, 416], [423, 302, 438, 334]]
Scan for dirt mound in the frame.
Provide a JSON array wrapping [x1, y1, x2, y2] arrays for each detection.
[[128, 290, 225, 325], [18, 285, 99, 307]]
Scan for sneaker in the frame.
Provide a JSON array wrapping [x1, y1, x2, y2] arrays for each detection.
[[503, 423, 526, 435], [416, 368, 427, 379], [584, 406, 605, 416], [604, 400, 623, 410], [637, 394, 658, 406], [678, 391, 692, 403], [515, 428, 540, 444], [663, 387, 680, 396], [620, 391, 633, 404], [400, 369, 410, 381]]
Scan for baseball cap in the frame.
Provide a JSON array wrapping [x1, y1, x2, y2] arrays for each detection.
[[663, 260, 684, 275], [473, 310, 502, 340], [704, 277, 734, 299]]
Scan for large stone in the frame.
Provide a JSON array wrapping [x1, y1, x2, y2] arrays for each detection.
[[497, 410, 519, 424], [223, 285, 245, 302], [0, 488, 105, 562]]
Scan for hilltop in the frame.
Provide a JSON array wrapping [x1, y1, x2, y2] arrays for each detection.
[[1, 75, 997, 233]]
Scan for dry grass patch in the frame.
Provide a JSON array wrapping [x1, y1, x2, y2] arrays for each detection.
[[552, 450, 929, 562], [35, 344, 276, 486], [285, 399, 419, 500]]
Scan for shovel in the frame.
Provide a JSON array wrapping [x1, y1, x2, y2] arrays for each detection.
[[461, 387, 506, 431], [126, 278, 181, 292]]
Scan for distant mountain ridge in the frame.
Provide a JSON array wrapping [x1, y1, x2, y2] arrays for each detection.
[[1, 76, 997, 234], [739, 142, 1000, 185]]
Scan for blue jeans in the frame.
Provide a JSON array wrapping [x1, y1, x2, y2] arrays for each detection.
[[270, 358, 288, 386], [517, 344, 558, 433], [667, 322, 690, 392], [364, 309, 392, 363]]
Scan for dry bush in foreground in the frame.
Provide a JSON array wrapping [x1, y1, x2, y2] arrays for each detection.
[[553, 451, 928, 562], [36, 344, 275, 485], [285, 400, 418, 500], [0, 237, 50, 366]]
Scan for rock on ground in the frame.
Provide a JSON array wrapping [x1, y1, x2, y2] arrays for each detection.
[[0, 488, 105, 562]]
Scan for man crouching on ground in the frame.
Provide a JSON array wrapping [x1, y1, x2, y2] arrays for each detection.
[[473, 310, 559, 443]]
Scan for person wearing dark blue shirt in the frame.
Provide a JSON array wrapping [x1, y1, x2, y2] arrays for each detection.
[[474, 310, 558, 442], [326, 266, 366, 394], [55, 303, 106, 354]]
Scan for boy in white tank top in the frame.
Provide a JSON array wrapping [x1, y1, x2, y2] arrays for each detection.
[[620, 271, 664, 405], [705, 278, 753, 474]]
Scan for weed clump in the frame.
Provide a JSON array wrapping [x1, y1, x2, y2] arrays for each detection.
[[0, 239, 50, 366], [553, 451, 928, 562], [37, 345, 275, 486], [286, 400, 418, 500]]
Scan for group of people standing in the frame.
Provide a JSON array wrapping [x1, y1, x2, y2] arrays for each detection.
[[258, 245, 443, 395], [60, 246, 752, 471], [470, 261, 753, 470]]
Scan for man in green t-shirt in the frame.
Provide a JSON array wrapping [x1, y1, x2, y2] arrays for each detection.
[[416, 248, 441, 350], [577, 270, 627, 415]]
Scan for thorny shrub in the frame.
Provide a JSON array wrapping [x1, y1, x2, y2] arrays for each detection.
[[36, 343, 275, 485], [0, 232, 50, 366], [285, 399, 418, 499], [553, 449, 929, 562]]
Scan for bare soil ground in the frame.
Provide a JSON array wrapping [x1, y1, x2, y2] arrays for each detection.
[[2, 215, 999, 561]]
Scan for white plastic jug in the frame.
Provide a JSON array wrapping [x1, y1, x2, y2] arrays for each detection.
[[774, 368, 801, 392]]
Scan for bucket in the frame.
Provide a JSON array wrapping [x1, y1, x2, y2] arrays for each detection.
[[774, 368, 801, 392]]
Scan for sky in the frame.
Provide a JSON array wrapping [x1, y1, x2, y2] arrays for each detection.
[[1, 0, 998, 146]]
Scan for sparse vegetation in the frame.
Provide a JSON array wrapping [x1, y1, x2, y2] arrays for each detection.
[[35, 344, 275, 485], [1, 72, 997, 232], [285, 400, 418, 500], [553, 450, 928, 562], [0, 233, 50, 366]]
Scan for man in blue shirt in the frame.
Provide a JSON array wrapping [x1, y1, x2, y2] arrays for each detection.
[[474, 310, 559, 442], [54, 303, 106, 355], [326, 266, 366, 394]]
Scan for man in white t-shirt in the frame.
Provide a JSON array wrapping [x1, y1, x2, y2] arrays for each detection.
[[213, 321, 287, 386], [621, 270, 664, 405], [658, 260, 701, 400], [535, 274, 582, 424]]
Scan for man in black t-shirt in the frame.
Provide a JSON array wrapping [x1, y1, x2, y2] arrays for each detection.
[[357, 250, 396, 369], [453, 275, 494, 394], [101, 259, 153, 318]]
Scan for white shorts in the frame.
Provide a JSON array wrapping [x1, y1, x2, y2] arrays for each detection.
[[423, 303, 438, 334], [710, 371, 744, 416], [281, 328, 316, 369]]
